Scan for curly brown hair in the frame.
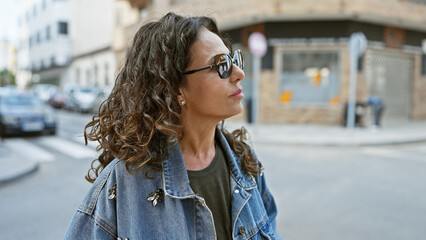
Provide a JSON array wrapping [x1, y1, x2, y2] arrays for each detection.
[[84, 12, 261, 183]]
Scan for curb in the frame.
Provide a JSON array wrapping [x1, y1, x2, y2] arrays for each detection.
[[252, 136, 426, 146], [225, 122, 426, 147], [0, 160, 39, 184]]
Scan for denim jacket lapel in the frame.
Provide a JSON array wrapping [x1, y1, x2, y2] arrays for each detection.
[[162, 142, 196, 199], [161, 128, 257, 198], [215, 128, 258, 190]]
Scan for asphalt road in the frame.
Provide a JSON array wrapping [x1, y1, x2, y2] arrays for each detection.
[[0, 110, 425, 239], [256, 142, 426, 240]]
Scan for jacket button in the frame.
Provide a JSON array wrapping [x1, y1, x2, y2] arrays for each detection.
[[238, 226, 246, 234]]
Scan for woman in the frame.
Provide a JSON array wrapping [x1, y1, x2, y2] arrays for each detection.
[[65, 12, 281, 239]]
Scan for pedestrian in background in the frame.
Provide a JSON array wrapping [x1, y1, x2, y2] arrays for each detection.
[[65, 12, 281, 239], [367, 95, 385, 128]]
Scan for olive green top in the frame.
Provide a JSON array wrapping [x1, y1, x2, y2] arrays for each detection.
[[187, 142, 232, 239]]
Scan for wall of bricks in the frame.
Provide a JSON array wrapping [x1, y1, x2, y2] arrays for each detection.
[[121, 0, 426, 124], [413, 54, 426, 119], [135, 0, 426, 32]]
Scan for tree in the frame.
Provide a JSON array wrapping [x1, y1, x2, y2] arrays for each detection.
[[0, 69, 16, 87]]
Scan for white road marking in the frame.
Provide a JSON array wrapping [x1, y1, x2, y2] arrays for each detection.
[[73, 134, 99, 150], [38, 136, 97, 159], [4, 138, 55, 162], [362, 147, 426, 162]]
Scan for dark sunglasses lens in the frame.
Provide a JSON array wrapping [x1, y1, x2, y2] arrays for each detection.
[[216, 54, 232, 79], [233, 51, 244, 70]]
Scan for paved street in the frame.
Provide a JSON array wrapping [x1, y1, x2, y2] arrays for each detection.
[[0, 110, 426, 239], [257, 142, 426, 240], [0, 110, 94, 239]]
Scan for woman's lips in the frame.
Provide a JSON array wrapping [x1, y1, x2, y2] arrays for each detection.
[[230, 88, 244, 98]]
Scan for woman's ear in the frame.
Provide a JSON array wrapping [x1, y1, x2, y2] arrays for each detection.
[[178, 88, 186, 106]]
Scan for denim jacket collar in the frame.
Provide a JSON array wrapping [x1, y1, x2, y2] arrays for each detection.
[[162, 141, 195, 198], [162, 127, 257, 199]]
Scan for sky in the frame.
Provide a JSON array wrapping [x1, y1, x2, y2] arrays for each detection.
[[0, 0, 18, 42]]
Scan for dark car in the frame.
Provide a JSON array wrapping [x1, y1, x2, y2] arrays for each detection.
[[0, 91, 57, 136], [48, 90, 66, 109]]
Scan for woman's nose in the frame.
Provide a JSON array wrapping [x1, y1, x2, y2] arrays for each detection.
[[231, 64, 245, 82]]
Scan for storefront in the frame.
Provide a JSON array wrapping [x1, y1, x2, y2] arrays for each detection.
[[226, 21, 426, 125]]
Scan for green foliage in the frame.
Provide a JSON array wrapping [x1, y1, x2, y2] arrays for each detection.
[[0, 69, 16, 87]]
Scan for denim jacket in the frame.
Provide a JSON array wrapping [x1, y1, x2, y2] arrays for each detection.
[[65, 129, 281, 240]]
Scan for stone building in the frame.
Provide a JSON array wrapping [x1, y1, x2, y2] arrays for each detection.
[[120, 0, 426, 125]]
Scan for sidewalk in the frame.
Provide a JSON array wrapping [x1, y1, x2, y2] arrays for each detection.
[[1, 120, 426, 185], [0, 140, 39, 184], [224, 120, 426, 146]]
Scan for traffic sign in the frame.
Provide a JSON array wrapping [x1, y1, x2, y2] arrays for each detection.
[[248, 32, 267, 58], [349, 32, 367, 57]]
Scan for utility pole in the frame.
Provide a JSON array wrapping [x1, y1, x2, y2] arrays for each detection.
[[346, 32, 367, 129], [248, 32, 267, 124]]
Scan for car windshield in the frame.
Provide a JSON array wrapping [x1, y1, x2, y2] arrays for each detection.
[[78, 88, 97, 94], [2, 95, 42, 107]]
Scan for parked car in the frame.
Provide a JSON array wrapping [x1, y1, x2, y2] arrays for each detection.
[[73, 86, 99, 113], [63, 84, 79, 111], [92, 87, 112, 113], [0, 91, 57, 136], [48, 90, 66, 109], [63, 85, 99, 113], [32, 84, 58, 102]]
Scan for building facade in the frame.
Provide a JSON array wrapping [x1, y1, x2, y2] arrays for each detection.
[[68, 0, 118, 89], [123, 0, 426, 125], [16, 0, 71, 88]]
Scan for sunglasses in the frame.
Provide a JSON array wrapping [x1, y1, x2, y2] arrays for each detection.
[[183, 50, 244, 79]]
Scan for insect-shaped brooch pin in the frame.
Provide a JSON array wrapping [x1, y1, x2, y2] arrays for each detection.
[[147, 189, 164, 206], [108, 184, 117, 200]]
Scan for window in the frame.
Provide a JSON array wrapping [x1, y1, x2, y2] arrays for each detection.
[[46, 26, 51, 40], [86, 70, 92, 85], [58, 22, 68, 35], [279, 51, 340, 104], [94, 65, 98, 86], [105, 63, 110, 85], [75, 68, 80, 84], [171, 0, 186, 3], [36, 31, 41, 44], [401, 0, 426, 4], [33, 5, 37, 17], [421, 54, 426, 76]]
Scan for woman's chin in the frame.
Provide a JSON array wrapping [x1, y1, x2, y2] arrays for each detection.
[[223, 104, 244, 120]]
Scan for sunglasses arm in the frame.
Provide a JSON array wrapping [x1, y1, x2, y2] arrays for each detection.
[[183, 65, 215, 75]]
